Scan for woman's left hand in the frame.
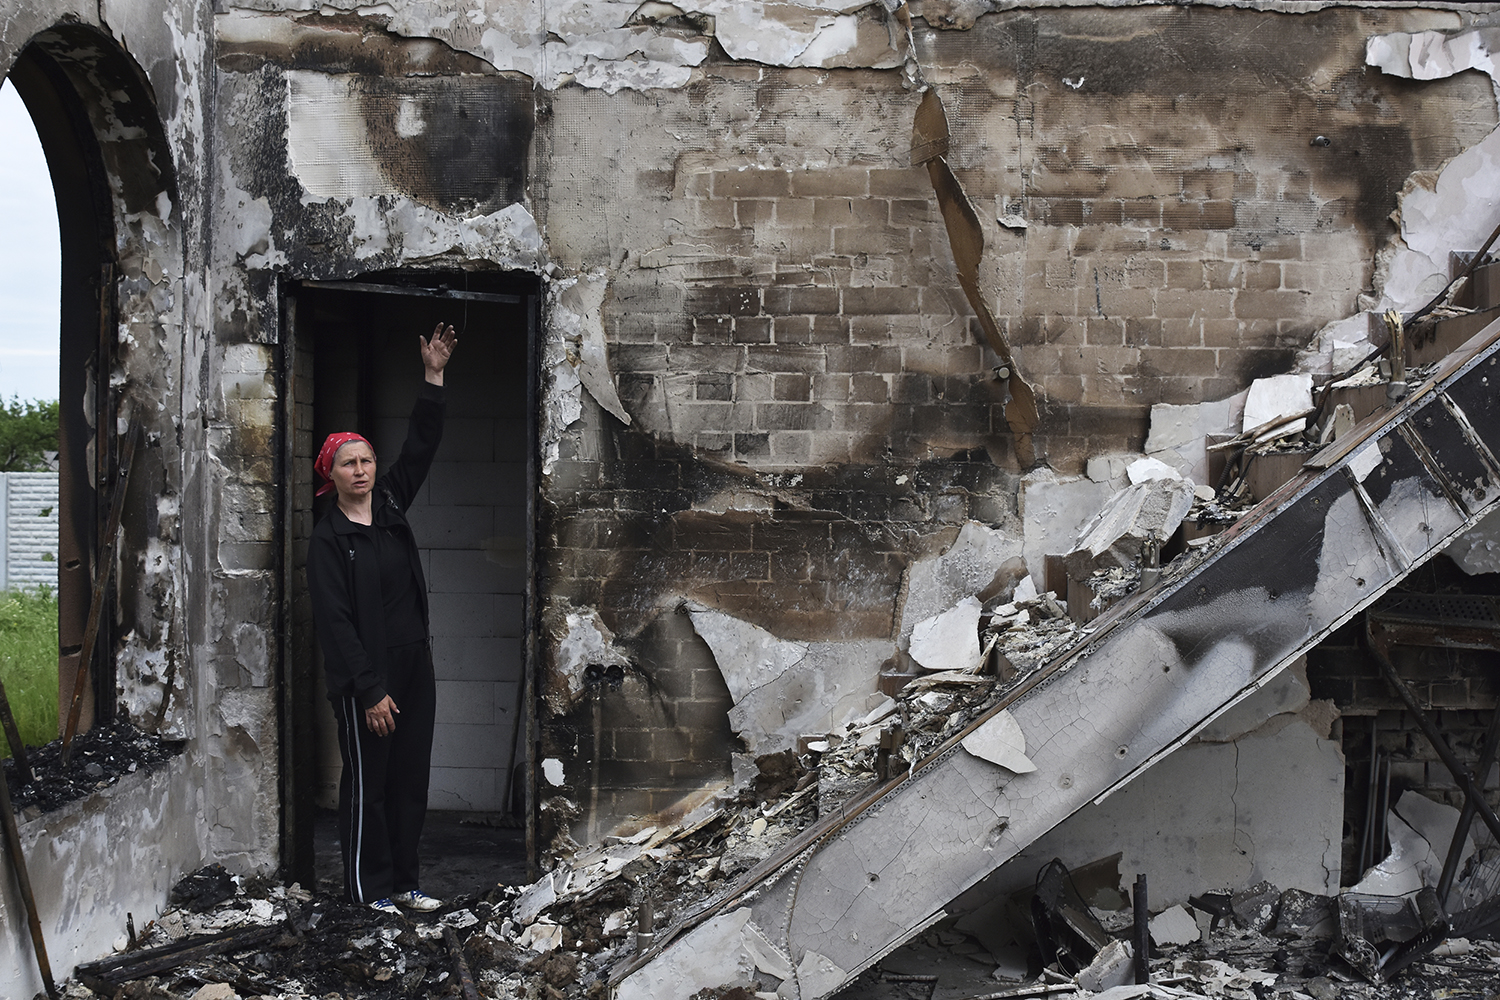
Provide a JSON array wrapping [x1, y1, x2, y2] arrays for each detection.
[[421, 323, 458, 383]]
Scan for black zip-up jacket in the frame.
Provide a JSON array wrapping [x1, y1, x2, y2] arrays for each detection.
[[306, 382, 445, 709]]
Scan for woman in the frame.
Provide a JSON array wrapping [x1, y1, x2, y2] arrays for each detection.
[[306, 322, 457, 914]]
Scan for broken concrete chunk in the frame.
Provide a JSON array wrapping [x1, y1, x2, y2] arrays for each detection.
[[1229, 880, 1280, 933], [1149, 904, 1200, 946], [960, 710, 1036, 774], [1077, 938, 1134, 992], [909, 596, 983, 672], [1242, 374, 1313, 440], [1065, 478, 1195, 579]]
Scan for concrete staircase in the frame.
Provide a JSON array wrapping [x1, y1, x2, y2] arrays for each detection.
[[615, 319, 1500, 1000]]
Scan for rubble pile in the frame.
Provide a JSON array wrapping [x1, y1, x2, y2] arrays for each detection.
[[54, 860, 1500, 1000]]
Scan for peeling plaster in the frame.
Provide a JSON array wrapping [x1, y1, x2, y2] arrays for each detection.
[[687, 605, 890, 754], [542, 600, 633, 715], [223, 0, 904, 94], [540, 272, 633, 474], [899, 521, 1023, 643]]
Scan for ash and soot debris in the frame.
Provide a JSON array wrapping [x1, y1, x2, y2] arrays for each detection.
[[3, 720, 183, 814]]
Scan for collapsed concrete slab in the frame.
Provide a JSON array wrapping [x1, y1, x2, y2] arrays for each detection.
[[616, 322, 1500, 999]]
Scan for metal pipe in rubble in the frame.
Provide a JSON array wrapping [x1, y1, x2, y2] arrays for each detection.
[[1133, 874, 1149, 986]]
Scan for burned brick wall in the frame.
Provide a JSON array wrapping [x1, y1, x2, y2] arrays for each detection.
[[528, 4, 1500, 841]]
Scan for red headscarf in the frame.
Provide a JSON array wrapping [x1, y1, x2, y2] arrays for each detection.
[[314, 432, 374, 497]]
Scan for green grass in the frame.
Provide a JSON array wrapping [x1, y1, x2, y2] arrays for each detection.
[[0, 587, 58, 755]]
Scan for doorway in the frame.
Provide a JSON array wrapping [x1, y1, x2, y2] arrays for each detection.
[[283, 274, 537, 882]]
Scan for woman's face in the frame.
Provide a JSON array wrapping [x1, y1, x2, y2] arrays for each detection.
[[330, 441, 376, 501]]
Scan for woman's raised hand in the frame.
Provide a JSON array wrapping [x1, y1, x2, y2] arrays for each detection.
[[420, 323, 458, 384]]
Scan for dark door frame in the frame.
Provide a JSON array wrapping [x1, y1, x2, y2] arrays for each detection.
[[276, 273, 541, 883]]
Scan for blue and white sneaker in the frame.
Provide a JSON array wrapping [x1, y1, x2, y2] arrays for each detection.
[[368, 898, 401, 915], [393, 889, 443, 912]]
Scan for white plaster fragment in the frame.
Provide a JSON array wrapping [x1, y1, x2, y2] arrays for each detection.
[[1144, 393, 1246, 483], [1149, 904, 1200, 946], [517, 920, 563, 952], [617, 908, 766, 1000], [1446, 506, 1500, 574], [557, 273, 632, 424], [1126, 456, 1182, 485], [1242, 374, 1313, 439], [899, 522, 1023, 642], [689, 606, 888, 754], [514, 868, 562, 925], [909, 597, 982, 673], [542, 758, 565, 786], [961, 710, 1036, 774], [1347, 441, 1383, 483], [687, 607, 809, 702]]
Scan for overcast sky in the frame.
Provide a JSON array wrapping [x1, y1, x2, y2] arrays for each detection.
[[0, 79, 61, 404]]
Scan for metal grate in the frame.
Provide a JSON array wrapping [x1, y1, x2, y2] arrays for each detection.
[[1372, 593, 1500, 629]]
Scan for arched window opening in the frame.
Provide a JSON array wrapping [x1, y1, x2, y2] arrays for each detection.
[[0, 77, 61, 751]]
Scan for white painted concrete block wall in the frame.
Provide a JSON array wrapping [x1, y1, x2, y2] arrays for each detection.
[[0, 471, 59, 590], [390, 411, 528, 813]]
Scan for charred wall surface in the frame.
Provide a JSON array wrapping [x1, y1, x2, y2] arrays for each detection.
[[530, 5, 1498, 839], [9, 0, 1500, 931]]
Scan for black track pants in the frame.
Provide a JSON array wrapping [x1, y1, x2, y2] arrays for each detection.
[[334, 641, 436, 903]]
